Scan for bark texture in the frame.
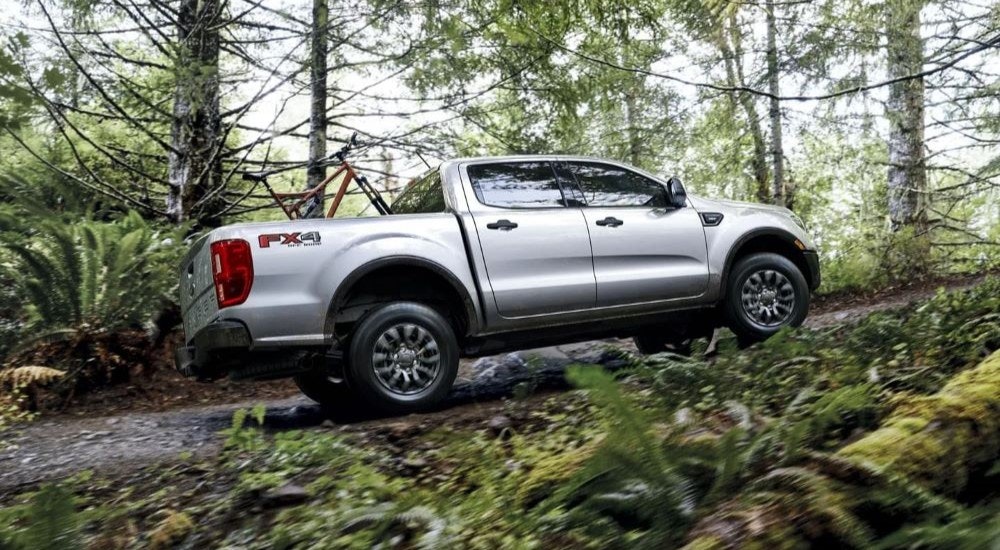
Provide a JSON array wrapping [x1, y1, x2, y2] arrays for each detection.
[[719, 14, 769, 203], [166, 0, 224, 224], [625, 83, 642, 167], [885, 0, 927, 232], [765, 0, 788, 208], [306, 0, 329, 217]]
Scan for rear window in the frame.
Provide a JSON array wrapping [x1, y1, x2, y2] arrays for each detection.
[[391, 169, 447, 214], [467, 162, 564, 209]]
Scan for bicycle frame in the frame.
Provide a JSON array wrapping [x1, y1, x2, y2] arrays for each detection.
[[246, 132, 391, 220], [263, 160, 378, 220]]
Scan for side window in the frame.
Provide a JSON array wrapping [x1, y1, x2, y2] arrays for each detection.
[[391, 169, 447, 214], [552, 162, 587, 207], [467, 162, 565, 209], [569, 162, 669, 207]]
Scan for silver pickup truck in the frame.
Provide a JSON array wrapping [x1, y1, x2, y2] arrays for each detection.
[[176, 156, 819, 412]]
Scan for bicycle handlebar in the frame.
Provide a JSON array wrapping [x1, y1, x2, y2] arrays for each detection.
[[241, 132, 360, 183], [333, 131, 359, 162]]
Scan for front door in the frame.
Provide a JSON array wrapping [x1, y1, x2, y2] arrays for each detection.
[[557, 161, 709, 307], [466, 161, 596, 317]]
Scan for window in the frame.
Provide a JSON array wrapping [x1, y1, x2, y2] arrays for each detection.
[[468, 162, 565, 209], [391, 169, 447, 214], [568, 162, 668, 207], [552, 162, 586, 207]]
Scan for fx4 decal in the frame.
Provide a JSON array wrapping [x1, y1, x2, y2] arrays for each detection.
[[258, 231, 321, 248]]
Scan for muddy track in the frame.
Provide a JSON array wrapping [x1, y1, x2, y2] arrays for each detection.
[[0, 277, 983, 490]]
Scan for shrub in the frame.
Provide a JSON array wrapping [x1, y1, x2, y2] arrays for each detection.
[[1, 211, 184, 339], [0, 211, 186, 407]]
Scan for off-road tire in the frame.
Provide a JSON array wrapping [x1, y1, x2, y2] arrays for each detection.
[[725, 252, 810, 346], [346, 302, 459, 413], [294, 370, 353, 404]]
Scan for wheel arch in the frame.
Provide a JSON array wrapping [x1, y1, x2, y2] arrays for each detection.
[[325, 256, 480, 341], [720, 228, 818, 298]]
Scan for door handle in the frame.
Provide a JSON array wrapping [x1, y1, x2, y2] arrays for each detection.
[[486, 219, 518, 230], [595, 216, 623, 227]]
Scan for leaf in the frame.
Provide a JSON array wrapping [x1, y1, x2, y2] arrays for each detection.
[[42, 66, 66, 89]]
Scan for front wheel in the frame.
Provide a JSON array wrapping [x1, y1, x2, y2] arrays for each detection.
[[724, 252, 810, 346], [346, 302, 459, 413]]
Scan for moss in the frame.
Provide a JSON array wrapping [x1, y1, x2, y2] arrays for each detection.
[[685, 351, 1000, 548], [683, 534, 727, 550], [839, 350, 1000, 495], [148, 510, 194, 550], [516, 442, 597, 507]]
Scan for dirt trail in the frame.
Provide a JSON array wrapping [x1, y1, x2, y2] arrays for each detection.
[[0, 277, 984, 490]]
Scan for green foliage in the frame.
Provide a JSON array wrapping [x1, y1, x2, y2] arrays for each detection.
[[0, 210, 185, 343], [840, 350, 1000, 495], [221, 405, 268, 453], [875, 502, 1000, 550], [0, 484, 81, 550], [1, 282, 997, 548], [634, 278, 1000, 420]]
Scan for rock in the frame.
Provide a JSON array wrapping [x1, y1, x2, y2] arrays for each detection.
[[321, 419, 336, 429], [262, 483, 309, 508], [402, 456, 428, 469], [383, 422, 419, 443], [487, 414, 512, 436]]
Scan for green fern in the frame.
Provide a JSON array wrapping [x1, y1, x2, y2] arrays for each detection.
[[0, 484, 81, 550], [749, 466, 875, 548], [556, 366, 704, 547], [340, 503, 450, 549], [1, 212, 184, 340], [874, 502, 1000, 550]]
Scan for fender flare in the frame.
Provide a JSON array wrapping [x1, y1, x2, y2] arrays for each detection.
[[324, 255, 480, 338], [719, 227, 815, 297]]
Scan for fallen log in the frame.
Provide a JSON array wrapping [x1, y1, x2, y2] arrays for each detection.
[[684, 350, 1000, 549]]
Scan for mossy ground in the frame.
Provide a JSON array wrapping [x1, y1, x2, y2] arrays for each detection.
[[1, 279, 998, 549]]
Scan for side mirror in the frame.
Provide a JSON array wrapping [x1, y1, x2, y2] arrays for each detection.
[[667, 177, 687, 208]]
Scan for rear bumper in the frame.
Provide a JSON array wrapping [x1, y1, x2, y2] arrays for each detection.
[[803, 250, 821, 291], [174, 321, 252, 379]]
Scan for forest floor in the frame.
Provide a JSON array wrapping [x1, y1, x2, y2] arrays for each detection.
[[0, 272, 988, 491]]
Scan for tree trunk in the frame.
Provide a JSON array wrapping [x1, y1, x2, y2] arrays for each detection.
[[166, 0, 224, 224], [305, 0, 329, 217], [765, 0, 787, 207], [624, 83, 642, 167], [719, 15, 769, 203], [885, 0, 927, 234]]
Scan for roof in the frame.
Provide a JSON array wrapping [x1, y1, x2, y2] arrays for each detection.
[[438, 155, 672, 185]]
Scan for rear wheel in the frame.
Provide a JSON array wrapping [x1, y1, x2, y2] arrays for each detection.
[[294, 370, 353, 406], [346, 302, 459, 413], [724, 252, 809, 345]]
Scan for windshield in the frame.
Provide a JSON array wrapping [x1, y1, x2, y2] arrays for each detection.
[[391, 169, 447, 214]]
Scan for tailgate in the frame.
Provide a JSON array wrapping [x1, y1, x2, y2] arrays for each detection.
[[178, 235, 218, 343]]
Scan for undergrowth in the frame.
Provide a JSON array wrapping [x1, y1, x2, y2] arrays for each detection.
[[1, 278, 997, 548]]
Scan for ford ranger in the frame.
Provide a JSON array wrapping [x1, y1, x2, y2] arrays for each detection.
[[175, 156, 820, 412]]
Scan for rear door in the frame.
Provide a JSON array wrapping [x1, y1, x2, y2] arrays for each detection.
[[556, 161, 709, 307], [465, 161, 596, 317]]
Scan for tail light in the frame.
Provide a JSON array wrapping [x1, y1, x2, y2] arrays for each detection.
[[211, 239, 253, 308]]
